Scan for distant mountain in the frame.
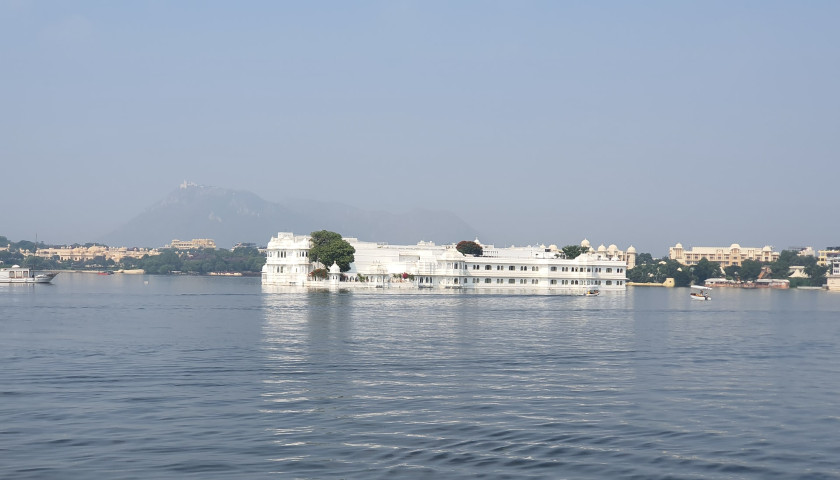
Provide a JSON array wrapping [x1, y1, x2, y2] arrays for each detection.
[[98, 184, 479, 248]]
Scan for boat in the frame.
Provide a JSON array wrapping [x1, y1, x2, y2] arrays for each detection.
[[0, 265, 57, 284], [690, 285, 711, 301], [584, 287, 600, 296]]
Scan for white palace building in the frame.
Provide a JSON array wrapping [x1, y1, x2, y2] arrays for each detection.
[[261, 232, 631, 294]]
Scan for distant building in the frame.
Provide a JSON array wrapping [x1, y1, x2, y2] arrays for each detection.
[[817, 248, 840, 267], [826, 258, 840, 292], [167, 239, 216, 250], [669, 243, 780, 267], [32, 245, 159, 262], [262, 232, 632, 294], [788, 246, 815, 257], [581, 239, 637, 269]]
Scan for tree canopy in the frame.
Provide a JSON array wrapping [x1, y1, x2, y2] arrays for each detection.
[[691, 258, 721, 284], [456, 240, 483, 256], [309, 230, 355, 272], [561, 245, 587, 259]]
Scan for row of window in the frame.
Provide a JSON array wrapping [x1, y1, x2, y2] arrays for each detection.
[[463, 264, 624, 273], [416, 277, 624, 286], [268, 266, 301, 273], [267, 250, 308, 258]]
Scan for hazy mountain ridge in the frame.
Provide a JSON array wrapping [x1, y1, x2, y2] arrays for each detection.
[[98, 185, 479, 248]]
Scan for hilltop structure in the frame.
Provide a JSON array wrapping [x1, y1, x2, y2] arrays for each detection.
[[262, 232, 631, 294], [166, 238, 217, 250]]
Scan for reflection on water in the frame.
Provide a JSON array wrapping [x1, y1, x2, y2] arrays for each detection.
[[257, 288, 840, 478]]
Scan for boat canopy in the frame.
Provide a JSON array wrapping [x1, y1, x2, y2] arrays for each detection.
[[690, 285, 712, 290]]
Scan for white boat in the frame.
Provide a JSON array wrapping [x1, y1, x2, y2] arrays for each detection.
[[0, 265, 57, 284], [584, 288, 600, 296], [690, 285, 711, 301]]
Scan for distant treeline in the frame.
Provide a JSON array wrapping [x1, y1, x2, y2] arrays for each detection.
[[1, 236, 265, 275], [628, 250, 828, 287]]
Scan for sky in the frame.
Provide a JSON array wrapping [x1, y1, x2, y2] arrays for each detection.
[[2, 1, 838, 256]]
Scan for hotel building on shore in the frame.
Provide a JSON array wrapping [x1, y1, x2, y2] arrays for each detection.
[[30, 245, 159, 263], [262, 232, 634, 295], [669, 243, 780, 267]]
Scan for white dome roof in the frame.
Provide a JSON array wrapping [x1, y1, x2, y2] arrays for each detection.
[[675, 243, 683, 249], [581, 239, 591, 248], [627, 245, 636, 253], [763, 245, 772, 251], [608, 244, 618, 252], [598, 244, 607, 252], [441, 249, 465, 259], [730, 243, 741, 249]]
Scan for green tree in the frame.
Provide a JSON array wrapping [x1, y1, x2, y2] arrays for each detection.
[[635, 252, 655, 265], [724, 264, 739, 280], [692, 258, 721, 284], [309, 230, 355, 272], [738, 259, 763, 281], [456, 240, 483, 256], [561, 245, 587, 259], [15, 240, 36, 253], [660, 259, 691, 287], [769, 250, 799, 279]]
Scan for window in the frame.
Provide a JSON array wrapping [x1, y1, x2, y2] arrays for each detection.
[[509, 266, 515, 271], [550, 279, 557, 285], [606, 267, 612, 273], [508, 279, 515, 284], [531, 266, 539, 271], [485, 265, 491, 270], [606, 280, 612, 285], [485, 278, 491, 283], [551, 266, 557, 271], [521, 266, 527, 271]]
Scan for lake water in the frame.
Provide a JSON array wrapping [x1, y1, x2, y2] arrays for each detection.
[[2, 273, 840, 479]]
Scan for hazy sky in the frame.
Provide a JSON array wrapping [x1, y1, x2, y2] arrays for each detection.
[[2, 1, 838, 255]]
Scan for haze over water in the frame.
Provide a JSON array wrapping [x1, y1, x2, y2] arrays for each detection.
[[2, 274, 840, 479]]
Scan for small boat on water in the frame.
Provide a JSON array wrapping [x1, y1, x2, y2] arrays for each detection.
[[690, 285, 711, 301], [0, 265, 57, 284], [584, 288, 600, 296]]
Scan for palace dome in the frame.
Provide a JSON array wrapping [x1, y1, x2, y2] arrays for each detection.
[[627, 245, 636, 253], [581, 239, 591, 248], [598, 244, 607, 252], [730, 243, 741, 250], [675, 243, 683, 249]]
